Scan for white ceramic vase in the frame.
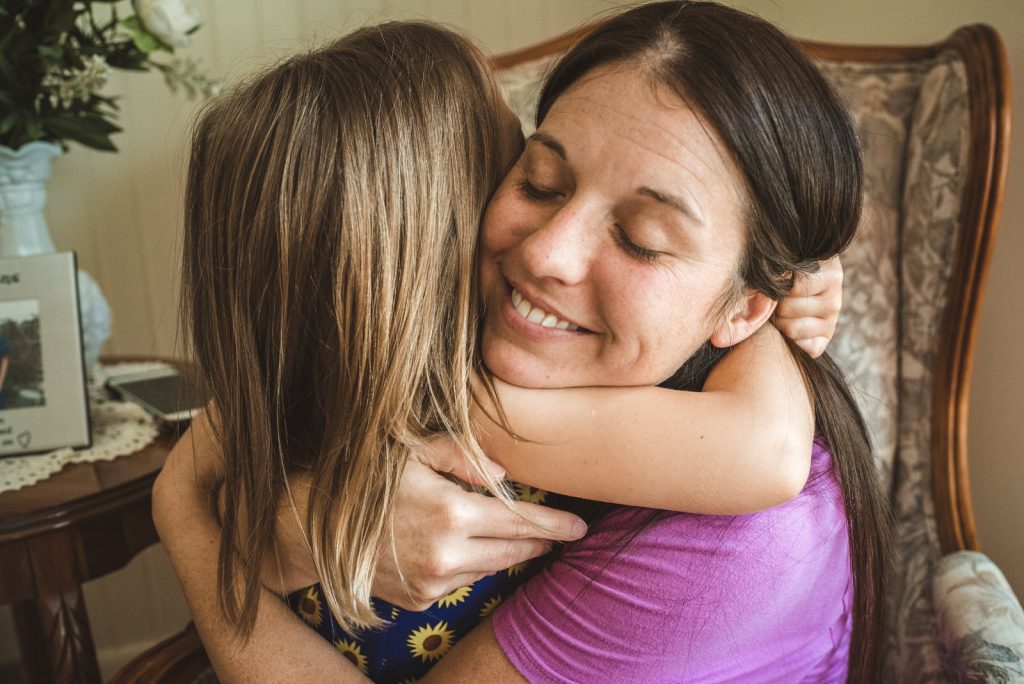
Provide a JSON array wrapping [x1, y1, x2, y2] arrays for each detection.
[[0, 141, 111, 370]]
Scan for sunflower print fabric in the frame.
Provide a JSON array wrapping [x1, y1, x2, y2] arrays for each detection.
[[286, 486, 583, 682]]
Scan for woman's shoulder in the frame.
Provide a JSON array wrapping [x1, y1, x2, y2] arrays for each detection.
[[493, 438, 853, 682]]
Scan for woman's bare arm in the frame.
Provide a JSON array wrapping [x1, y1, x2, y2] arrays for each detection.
[[153, 409, 587, 680], [157, 434, 520, 683], [152, 415, 362, 682], [419, 618, 523, 683]]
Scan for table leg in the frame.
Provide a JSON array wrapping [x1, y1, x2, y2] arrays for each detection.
[[11, 530, 101, 684]]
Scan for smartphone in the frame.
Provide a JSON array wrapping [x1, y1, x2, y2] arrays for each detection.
[[104, 367, 206, 423]]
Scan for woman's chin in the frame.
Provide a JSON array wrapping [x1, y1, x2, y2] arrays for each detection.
[[481, 343, 577, 389]]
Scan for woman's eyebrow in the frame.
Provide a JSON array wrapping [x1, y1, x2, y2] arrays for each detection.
[[526, 132, 567, 160], [637, 186, 704, 226]]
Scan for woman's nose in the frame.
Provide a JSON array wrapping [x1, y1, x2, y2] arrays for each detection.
[[518, 201, 598, 286]]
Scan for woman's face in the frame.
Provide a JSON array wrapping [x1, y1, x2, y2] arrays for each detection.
[[480, 65, 750, 389]]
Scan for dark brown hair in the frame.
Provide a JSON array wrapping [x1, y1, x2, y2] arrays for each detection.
[[536, 2, 893, 680], [182, 22, 511, 637]]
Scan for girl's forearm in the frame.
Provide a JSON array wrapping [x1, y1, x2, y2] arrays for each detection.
[[478, 326, 814, 514]]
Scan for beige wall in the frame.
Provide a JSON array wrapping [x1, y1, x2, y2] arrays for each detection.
[[1, 0, 1020, 677]]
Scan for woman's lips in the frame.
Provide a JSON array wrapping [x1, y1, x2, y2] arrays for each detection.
[[497, 280, 589, 340], [510, 287, 579, 330]]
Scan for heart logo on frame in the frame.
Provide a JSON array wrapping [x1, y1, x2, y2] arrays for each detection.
[[17, 431, 31, 448]]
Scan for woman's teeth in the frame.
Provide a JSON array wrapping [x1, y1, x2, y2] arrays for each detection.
[[511, 288, 579, 331]]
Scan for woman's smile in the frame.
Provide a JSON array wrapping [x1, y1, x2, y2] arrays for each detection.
[[491, 273, 592, 346], [510, 287, 580, 331]]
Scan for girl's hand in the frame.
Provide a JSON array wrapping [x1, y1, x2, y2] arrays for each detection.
[[774, 256, 843, 358]]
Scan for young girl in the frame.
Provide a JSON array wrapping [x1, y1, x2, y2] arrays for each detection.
[[171, 19, 847, 683]]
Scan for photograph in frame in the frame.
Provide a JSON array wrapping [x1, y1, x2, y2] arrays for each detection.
[[0, 251, 89, 456]]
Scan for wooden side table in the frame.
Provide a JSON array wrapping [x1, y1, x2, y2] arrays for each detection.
[[0, 430, 177, 684]]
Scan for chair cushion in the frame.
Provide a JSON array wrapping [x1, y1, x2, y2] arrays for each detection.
[[934, 551, 1024, 681]]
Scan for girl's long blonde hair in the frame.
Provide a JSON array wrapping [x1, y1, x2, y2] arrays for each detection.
[[182, 22, 511, 637]]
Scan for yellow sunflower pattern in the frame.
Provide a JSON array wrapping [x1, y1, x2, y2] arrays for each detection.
[[296, 586, 323, 628], [407, 621, 456, 663], [334, 638, 369, 675], [436, 585, 472, 609], [478, 595, 503, 619], [506, 560, 529, 577], [514, 483, 548, 504]]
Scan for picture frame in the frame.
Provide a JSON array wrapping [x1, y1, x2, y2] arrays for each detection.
[[0, 251, 90, 456]]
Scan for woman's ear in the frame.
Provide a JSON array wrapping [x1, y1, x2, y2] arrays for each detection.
[[710, 290, 778, 348]]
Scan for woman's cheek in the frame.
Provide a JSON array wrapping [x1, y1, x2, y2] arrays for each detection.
[[480, 191, 520, 254]]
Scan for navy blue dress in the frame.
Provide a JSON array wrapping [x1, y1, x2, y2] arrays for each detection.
[[286, 485, 583, 682]]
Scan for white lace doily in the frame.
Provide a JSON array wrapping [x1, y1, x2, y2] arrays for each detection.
[[0, 362, 165, 494]]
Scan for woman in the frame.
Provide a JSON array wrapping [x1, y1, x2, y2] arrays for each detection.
[[156, 2, 887, 681], [461, 5, 890, 678]]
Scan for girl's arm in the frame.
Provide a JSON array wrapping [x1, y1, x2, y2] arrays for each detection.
[[472, 261, 842, 515], [477, 323, 814, 515]]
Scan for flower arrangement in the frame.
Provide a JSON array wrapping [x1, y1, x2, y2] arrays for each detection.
[[0, 0, 219, 152]]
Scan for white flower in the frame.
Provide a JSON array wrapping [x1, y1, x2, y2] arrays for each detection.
[[133, 0, 200, 48], [76, 55, 110, 100], [40, 55, 111, 109], [161, 57, 221, 99]]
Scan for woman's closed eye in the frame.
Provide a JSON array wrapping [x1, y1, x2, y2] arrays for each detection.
[[614, 224, 661, 263], [516, 178, 564, 203]]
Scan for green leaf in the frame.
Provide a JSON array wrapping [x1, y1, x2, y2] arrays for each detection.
[[44, 113, 121, 152], [44, 4, 81, 37], [119, 15, 143, 34], [0, 113, 19, 136], [24, 119, 44, 141], [120, 15, 163, 55], [84, 112, 121, 134], [105, 46, 150, 70], [37, 44, 64, 61], [0, 45, 19, 84]]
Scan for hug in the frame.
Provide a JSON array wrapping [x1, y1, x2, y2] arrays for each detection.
[[148, 1, 1011, 682]]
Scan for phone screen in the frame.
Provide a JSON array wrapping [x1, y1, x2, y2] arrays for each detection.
[[116, 374, 206, 417]]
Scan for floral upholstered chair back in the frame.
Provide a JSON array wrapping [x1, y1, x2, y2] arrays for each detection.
[[495, 23, 1021, 683]]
